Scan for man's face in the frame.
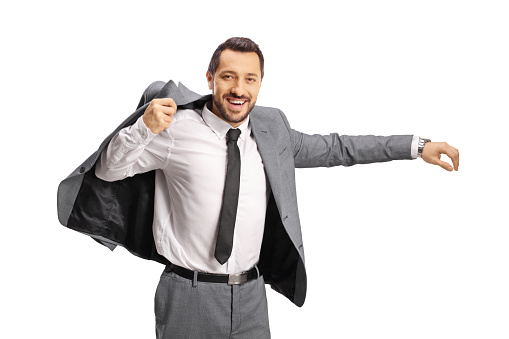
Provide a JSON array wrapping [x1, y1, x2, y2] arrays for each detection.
[[206, 49, 262, 127]]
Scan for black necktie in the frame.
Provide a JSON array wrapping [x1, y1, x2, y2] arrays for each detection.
[[214, 128, 242, 265]]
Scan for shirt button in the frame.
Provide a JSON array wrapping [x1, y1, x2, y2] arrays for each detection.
[[79, 167, 86, 173]]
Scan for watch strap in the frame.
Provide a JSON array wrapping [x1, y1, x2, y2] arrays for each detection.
[[418, 138, 431, 158]]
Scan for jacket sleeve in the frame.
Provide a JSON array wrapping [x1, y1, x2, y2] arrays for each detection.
[[277, 110, 414, 168]]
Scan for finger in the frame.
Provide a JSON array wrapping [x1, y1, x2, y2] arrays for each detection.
[[435, 158, 453, 171], [151, 107, 175, 120], [161, 114, 173, 124], [449, 145, 460, 171], [154, 98, 177, 110], [442, 145, 459, 171], [160, 105, 176, 116], [161, 122, 171, 131]]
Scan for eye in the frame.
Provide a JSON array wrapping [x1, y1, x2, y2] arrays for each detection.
[[247, 78, 256, 82], [223, 75, 233, 80]]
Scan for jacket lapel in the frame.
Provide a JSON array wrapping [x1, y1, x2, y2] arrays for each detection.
[[250, 108, 283, 207]]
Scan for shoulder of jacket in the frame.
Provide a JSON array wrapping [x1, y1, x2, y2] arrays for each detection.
[[252, 105, 283, 116], [252, 105, 289, 123], [143, 81, 166, 100]]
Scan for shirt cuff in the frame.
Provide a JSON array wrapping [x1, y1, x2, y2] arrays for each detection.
[[132, 115, 157, 145], [410, 135, 419, 159]]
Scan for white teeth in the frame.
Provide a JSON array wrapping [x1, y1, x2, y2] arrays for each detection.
[[229, 99, 245, 105]]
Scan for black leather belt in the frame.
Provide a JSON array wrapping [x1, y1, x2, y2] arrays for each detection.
[[167, 263, 261, 285]]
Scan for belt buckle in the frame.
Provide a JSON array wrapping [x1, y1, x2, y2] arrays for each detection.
[[228, 272, 248, 285]]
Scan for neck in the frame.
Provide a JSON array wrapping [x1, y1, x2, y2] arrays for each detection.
[[207, 101, 247, 128]]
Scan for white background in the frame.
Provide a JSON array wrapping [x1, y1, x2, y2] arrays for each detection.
[[1, 0, 508, 338]]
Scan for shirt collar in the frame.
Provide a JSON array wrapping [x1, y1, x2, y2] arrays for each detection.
[[202, 102, 250, 141]]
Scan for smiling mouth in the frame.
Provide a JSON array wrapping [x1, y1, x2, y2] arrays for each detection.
[[226, 98, 249, 110]]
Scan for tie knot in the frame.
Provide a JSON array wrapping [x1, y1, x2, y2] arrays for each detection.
[[227, 128, 241, 142]]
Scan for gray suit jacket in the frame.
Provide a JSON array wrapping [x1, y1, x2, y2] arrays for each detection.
[[57, 80, 413, 307]]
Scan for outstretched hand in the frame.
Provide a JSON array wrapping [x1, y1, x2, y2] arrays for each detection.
[[421, 142, 459, 172]]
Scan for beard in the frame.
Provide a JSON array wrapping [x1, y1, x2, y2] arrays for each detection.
[[212, 92, 256, 124]]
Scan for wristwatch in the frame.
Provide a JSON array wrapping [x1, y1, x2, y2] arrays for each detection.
[[417, 137, 431, 158]]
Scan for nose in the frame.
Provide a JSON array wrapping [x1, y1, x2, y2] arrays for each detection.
[[230, 79, 246, 97]]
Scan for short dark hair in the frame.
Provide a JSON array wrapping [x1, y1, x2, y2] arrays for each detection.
[[208, 37, 264, 79]]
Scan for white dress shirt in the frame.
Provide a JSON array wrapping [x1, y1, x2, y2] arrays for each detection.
[[96, 104, 270, 274]]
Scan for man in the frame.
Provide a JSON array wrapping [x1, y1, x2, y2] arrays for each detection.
[[57, 37, 459, 338]]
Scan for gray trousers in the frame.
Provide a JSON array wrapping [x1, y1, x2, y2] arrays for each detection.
[[154, 266, 271, 338]]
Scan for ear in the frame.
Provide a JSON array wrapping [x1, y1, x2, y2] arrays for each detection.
[[206, 71, 213, 91]]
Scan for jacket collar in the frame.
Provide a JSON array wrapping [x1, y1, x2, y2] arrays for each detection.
[[155, 80, 212, 108]]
